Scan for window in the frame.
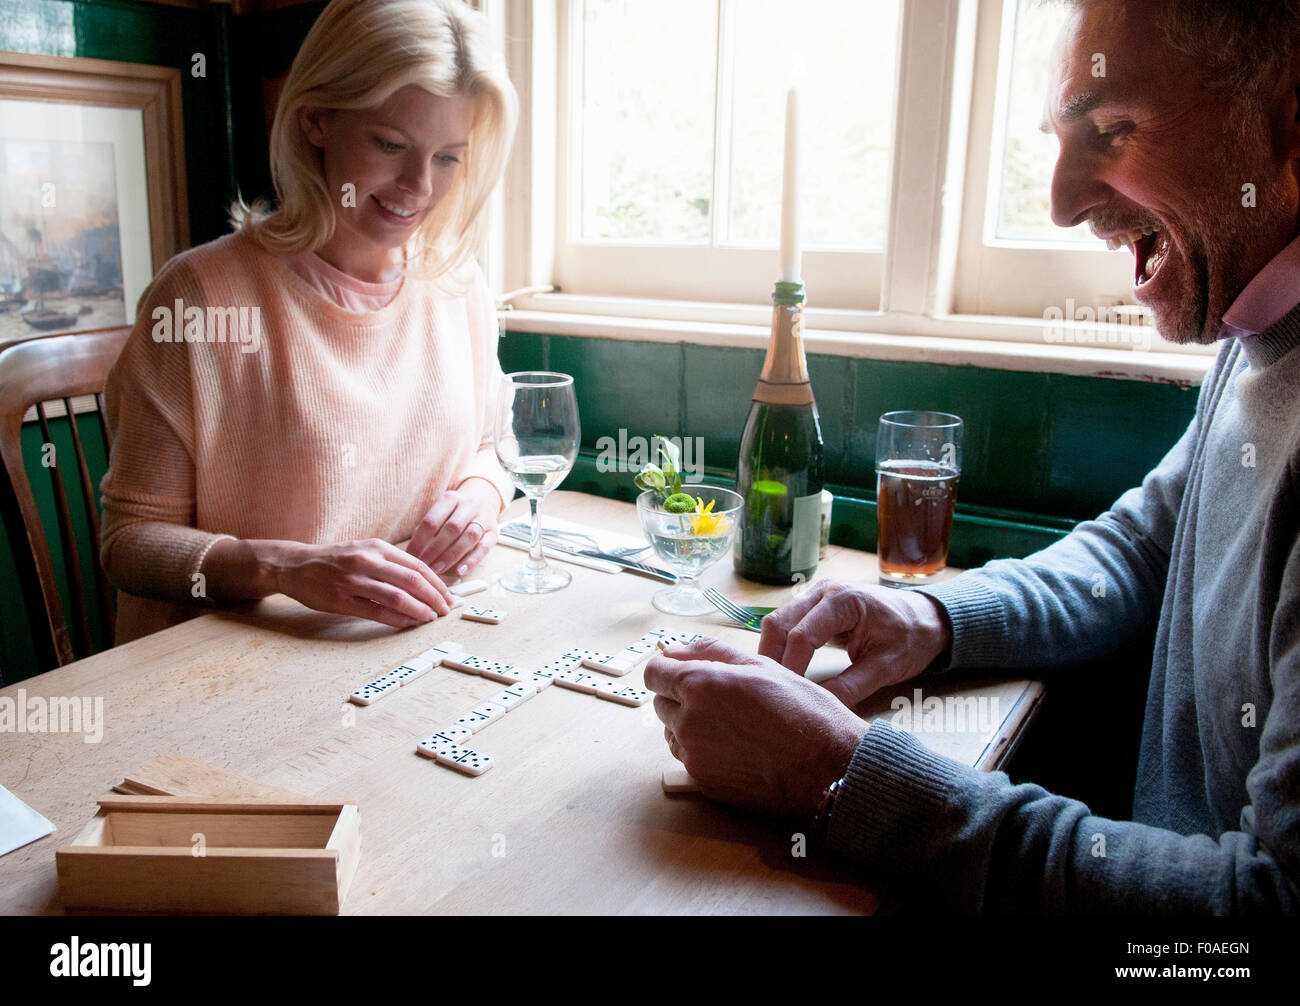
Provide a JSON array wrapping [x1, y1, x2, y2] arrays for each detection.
[[556, 0, 900, 310], [500, 0, 1215, 367], [952, 0, 1142, 321]]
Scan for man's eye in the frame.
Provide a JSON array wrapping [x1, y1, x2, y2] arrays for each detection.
[[376, 138, 404, 154], [1092, 122, 1134, 150]]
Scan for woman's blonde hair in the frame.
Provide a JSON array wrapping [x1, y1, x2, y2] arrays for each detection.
[[230, 0, 516, 285]]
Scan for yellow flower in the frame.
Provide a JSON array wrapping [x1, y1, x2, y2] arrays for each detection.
[[687, 497, 730, 536]]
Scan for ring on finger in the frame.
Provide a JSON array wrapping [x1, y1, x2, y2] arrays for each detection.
[[467, 520, 486, 536]]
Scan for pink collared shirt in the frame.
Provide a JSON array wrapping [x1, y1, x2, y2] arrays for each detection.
[[1219, 234, 1300, 339]]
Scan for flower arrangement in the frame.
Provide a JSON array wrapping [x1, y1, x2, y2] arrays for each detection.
[[634, 435, 732, 537]]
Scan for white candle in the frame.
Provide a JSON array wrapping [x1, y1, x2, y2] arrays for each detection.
[[780, 87, 800, 283]]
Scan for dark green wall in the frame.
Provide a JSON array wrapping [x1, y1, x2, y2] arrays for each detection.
[[0, 412, 111, 680], [500, 330, 1198, 567]]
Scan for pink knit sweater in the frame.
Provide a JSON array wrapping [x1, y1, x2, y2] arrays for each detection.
[[99, 231, 514, 643]]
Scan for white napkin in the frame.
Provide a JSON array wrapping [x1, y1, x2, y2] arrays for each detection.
[[496, 537, 621, 573], [0, 783, 55, 857], [497, 515, 649, 574]]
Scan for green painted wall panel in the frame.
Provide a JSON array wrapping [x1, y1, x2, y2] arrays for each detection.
[[682, 343, 759, 473], [846, 360, 1055, 516], [498, 329, 547, 374], [548, 337, 683, 450], [0, 411, 111, 684], [679, 342, 859, 488], [514, 331, 1200, 524], [1040, 370, 1194, 514], [562, 452, 1071, 570], [807, 352, 855, 485]]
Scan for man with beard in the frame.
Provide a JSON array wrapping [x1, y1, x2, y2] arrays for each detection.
[[644, 0, 1300, 912]]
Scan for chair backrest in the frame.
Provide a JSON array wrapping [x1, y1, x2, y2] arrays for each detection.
[[0, 327, 130, 673]]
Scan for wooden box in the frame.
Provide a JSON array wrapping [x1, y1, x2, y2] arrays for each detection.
[[56, 796, 361, 915]]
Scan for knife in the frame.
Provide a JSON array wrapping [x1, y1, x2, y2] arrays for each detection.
[[497, 528, 677, 581], [569, 549, 676, 582]]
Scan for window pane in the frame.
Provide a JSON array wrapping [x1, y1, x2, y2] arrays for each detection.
[[578, 0, 717, 243], [993, 0, 1093, 244], [728, 0, 898, 250]]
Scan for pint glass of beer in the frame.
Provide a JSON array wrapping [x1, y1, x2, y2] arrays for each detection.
[[875, 411, 963, 585]]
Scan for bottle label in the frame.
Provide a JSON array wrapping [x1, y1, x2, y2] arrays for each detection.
[[790, 492, 822, 572]]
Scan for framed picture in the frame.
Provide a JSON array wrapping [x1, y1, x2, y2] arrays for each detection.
[[0, 51, 188, 345]]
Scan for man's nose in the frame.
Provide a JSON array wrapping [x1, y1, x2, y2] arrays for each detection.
[[1050, 141, 1109, 229]]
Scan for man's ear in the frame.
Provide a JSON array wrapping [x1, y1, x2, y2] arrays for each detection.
[[298, 105, 332, 148]]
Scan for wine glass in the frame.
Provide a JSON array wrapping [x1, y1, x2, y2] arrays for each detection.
[[636, 486, 743, 615], [495, 372, 580, 593]]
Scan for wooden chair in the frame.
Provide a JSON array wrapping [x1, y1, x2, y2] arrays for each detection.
[[0, 327, 130, 675]]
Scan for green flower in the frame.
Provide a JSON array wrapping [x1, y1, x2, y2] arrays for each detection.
[[664, 492, 697, 513]]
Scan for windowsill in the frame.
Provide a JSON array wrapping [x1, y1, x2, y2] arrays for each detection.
[[502, 296, 1216, 387]]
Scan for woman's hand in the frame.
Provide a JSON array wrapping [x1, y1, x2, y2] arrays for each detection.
[[203, 536, 455, 628], [270, 538, 455, 628], [406, 478, 501, 577]]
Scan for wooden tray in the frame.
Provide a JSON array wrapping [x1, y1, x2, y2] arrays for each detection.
[[56, 796, 360, 915]]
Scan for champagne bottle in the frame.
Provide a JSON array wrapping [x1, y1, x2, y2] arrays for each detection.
[[734, 280, 825, 584]]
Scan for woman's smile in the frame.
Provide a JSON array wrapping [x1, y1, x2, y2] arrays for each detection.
[[372, 195, 422, 225]]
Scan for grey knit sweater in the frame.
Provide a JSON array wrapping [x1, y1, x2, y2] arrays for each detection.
[[825, 308, 1300, 913]]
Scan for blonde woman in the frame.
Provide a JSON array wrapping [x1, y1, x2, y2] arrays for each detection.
[[99, 0, 518, 643]]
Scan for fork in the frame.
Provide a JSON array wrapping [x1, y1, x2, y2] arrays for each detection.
[[541, 528, 652, 558], [500, 522, 652, 558], [608, 543, 653, 557], [702, 587, 766, 633]]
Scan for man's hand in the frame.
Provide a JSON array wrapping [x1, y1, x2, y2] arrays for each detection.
[[407, 479, 501, 577], [644, 637, 869, 819], [759, 579, 952, 707]]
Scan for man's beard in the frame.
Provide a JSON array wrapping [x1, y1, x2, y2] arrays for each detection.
[[1154, 110, 1289, 345]]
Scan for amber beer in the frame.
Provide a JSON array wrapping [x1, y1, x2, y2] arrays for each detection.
[[876, 461, 959, 578], [875, 411, 963, 584]]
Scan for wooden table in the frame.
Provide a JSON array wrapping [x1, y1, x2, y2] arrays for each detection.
[[0, 491, 1043, 915]]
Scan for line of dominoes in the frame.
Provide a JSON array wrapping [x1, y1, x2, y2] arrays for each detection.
[[348, 641, 466, 706], [346, 623, 703, 780], [438, 649, 650, 708], [413, 674, 541, 777], [575, 627, 707, 676], [415, 647, 653, 778], [346, 578, 495, 704]]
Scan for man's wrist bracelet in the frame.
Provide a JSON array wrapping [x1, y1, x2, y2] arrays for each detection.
[[810, 777, 843, 839]]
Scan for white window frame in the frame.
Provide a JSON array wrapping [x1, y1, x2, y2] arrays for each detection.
[[497, 0, 1216, 386], [551, 0, 885, 311], [952, 0, 1141, 317]]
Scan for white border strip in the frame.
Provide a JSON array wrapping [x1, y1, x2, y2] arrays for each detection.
[[503, 308, 1213, 386]]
